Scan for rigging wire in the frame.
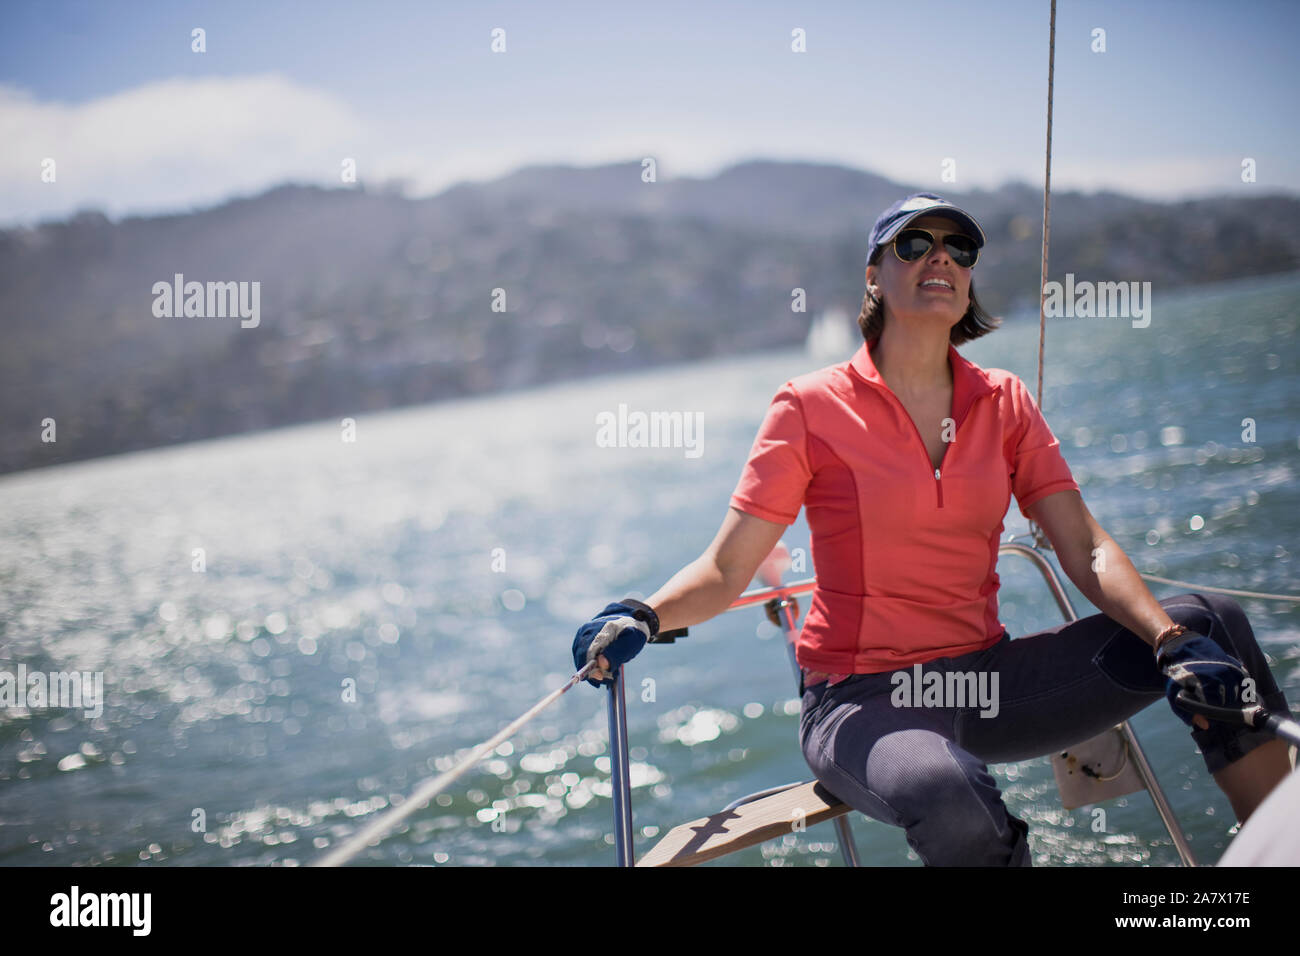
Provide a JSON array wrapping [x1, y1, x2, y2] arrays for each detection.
[[1027, 0, 1058, 552], [1021, 1, 1294, 607], [1036, 0, 1057, 414]]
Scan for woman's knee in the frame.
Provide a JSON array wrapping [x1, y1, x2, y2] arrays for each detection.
[[1162, 591, 1293, 757], [1163, 591, 1251, 654], [1193, 591, 1254, 648], [1165, 591, 1280, 693]]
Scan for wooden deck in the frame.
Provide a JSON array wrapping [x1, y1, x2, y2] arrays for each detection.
[[636, 780, 850, 867]]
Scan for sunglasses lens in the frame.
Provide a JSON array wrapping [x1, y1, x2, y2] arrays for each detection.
[[893, 229, 933, 262], [945, 235, 978, 268]]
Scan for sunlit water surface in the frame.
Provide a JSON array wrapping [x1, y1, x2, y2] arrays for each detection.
[[1, 272, 1298, 866]]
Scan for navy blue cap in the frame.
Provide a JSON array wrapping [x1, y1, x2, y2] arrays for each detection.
[[866, 192, 986, 265]]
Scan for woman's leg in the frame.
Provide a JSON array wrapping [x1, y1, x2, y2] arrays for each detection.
[[954, 591, 1293, 822], [1181, 596, 1292, 821], [800, 669, 1031, 866], [1212, 739, 1291, 823], [798, 591, 1291, 864]]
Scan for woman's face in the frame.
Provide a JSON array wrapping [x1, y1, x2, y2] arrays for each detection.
[[864, 214, 975, 332]]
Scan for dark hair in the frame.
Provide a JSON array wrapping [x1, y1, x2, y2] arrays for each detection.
[[857, 246, 1000, 346]]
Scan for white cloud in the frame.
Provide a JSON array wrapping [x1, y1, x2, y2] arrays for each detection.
[[0, 75, 369, 225], [2, 74, 1287, 229]]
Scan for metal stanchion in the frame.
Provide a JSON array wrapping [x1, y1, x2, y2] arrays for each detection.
[[607, 666, 635, 866]]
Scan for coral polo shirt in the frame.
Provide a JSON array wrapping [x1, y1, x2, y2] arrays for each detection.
[[729, 337, 1079, 682]]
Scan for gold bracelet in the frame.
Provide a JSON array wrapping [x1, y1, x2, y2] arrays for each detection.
[[1152, 623, 1188, 656]]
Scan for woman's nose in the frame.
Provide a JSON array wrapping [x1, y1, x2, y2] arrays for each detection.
[[927, 238, 953, 264]]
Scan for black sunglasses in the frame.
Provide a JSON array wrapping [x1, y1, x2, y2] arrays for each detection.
[[888, 227, 979, 269]]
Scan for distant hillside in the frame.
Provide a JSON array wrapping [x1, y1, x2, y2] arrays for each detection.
[[1, 160, 1297, 476]]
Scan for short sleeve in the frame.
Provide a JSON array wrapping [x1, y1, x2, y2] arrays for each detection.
[[729, 382, 813, 526], [1008, 375, 1079, 519]]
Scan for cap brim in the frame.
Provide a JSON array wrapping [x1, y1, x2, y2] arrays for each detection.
[[877, 207, 986, 248]]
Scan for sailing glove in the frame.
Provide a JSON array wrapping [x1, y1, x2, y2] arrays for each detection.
[[1156, 630, 1252, 728], [572, 598, 659, 688]]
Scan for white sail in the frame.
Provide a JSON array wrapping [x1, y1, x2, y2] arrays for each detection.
[[805, 307, 858, 363]]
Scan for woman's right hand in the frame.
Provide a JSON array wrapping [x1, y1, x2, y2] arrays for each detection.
[[571, 600, 659, 688]]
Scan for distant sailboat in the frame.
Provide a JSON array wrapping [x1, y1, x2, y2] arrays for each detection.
[[805, 306, 858, 363]]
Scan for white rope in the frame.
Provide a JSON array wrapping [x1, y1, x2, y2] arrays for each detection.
[[312, 660, 598, 867], [1138, 573, 1300, 604]]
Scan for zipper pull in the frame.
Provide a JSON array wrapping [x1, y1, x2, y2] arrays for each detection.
[[934, 468, 941, 480]]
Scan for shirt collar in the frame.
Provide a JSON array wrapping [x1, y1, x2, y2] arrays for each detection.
[[848, 335, 999, 420]]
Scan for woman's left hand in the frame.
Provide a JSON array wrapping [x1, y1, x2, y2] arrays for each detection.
[[1156, 630, 1252, 731]]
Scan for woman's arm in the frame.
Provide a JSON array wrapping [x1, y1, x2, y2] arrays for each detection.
[[1024, 489, 1175, 649], [644, 507, 787, 632], [587, 508, 786, 681]]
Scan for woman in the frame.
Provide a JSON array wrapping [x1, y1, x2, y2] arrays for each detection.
[[572, 192, 1293, 866]]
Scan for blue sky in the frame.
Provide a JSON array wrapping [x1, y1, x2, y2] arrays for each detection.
[[2, 0, 1297, 226]]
